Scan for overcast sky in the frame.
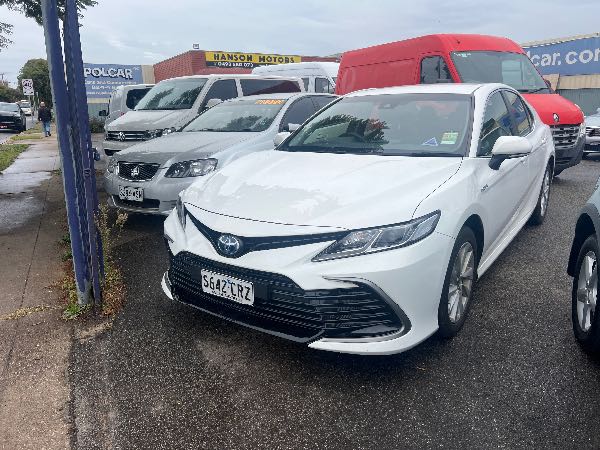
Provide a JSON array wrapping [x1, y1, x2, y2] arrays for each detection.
[[1, 0, 598, 84]]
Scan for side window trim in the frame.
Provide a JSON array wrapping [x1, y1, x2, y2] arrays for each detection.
[[477, 89, 514, 158], [502, 90, 534, 137]]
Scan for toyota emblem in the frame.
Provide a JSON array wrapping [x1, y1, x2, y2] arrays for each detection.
[[553, 113, 560, 124], [118, 131, 126, 141], [217, 234, 242, 257], [131, 165, 140, 178]]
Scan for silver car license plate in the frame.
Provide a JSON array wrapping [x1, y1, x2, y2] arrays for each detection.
[[118, 185, 143, 202]]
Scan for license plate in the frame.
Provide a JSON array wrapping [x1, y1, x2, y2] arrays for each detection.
[[200, 270, 254, 305], [118, 185, 143, 202]]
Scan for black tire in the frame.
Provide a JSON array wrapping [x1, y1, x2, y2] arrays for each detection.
[[528, 164, 552, 226], [438, 226, 478, 338], [572, 234, 600, 353]]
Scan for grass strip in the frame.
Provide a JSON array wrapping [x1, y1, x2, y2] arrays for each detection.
[[0, 143, 28, 172], [10, 133, 44, 141]]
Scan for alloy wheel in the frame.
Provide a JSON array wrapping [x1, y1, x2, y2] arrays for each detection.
[[577, 250, 597, 332], [448, 242, 475, 323], [540, 168, 550, 217]]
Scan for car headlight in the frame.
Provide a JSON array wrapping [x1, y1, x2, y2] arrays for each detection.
[[162, 127, 176, 136], [145, 127, 177, 139], [176, 196, 186, 228], [107, 157, 118, 173], [580, 123, 587, 137], [165, 158, 218, 178], [312, 211, 441, 262]]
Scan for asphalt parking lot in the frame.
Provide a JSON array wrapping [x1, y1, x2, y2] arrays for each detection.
[[70, 158, 600, 449]]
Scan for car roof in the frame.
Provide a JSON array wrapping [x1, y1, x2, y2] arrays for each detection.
[[160, 74, 302, 82], [221, 92, 336, 103], [347, 83, 506, 97], [253, 62, 340, 76]]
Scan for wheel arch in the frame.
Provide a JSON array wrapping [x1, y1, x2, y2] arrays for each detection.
[[568, 213, 596, 277]]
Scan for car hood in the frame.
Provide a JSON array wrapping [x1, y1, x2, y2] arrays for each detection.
[[522, 93, 584, 126], [106, 109, 191, 132], [115, 132, 257, 166], [184, 151, 462, 229]]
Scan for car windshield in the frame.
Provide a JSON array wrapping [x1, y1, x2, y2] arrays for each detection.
[[281, 93, 472, 156], [0, 103, 20, 112], [183, 98, 287, 132], [135, 78, 208, 110], [451, 51, 549, 93]]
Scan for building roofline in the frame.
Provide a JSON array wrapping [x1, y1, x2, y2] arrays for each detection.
[[521, 32, 600, 47]]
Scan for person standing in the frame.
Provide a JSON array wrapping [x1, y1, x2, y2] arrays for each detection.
[[38, 102, 52, 137]]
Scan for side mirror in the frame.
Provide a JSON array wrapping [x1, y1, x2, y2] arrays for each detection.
[[98, 110, 108, 117], [204, 98, 223, 111], [287, 123, 300, 132], [273, 131, 291, 147], [489, 136, 532, 170]]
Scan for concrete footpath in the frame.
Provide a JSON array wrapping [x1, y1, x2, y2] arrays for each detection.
[[0, 136, 72, 449]]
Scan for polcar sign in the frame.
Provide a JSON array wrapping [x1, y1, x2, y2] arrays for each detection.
[[84, 63, 144, 99]]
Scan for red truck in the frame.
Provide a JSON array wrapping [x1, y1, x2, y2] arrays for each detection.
[[336, 34, 585, 175]]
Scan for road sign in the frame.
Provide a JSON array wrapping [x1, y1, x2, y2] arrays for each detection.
[[22, 78, 35, 96]]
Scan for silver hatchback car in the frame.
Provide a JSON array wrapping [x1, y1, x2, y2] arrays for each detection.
[[104, 92, 336, 215]]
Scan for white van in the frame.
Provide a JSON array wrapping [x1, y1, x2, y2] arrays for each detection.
[[252, 62, 339, 93], [101, 74, 303, 155], [99, 84, 154, 125]]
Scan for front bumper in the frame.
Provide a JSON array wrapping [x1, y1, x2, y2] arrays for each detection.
[[104, 167, 194, 215], [585, 135, 600, 153], [162, 210, 454, 355], [554, 135, 584, 171]]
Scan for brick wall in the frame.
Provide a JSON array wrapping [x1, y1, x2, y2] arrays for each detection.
[[154, 50, 339, 82]]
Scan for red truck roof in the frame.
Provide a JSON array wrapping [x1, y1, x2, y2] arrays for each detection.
[[340, 34, 524, 68]]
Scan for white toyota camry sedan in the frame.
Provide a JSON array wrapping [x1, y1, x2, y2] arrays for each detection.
[[162, 83, 555, 355]]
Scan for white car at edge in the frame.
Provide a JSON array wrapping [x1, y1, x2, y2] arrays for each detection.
[[162, 83, 555, 355]]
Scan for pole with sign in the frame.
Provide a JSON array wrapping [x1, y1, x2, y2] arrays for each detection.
[[22, 79, 35, 113]]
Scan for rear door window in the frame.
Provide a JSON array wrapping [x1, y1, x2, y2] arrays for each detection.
[[201, 79, 238, 109], [420, 56, 453, 84], [240, 79, 301, 96], [315, 77, 334, 93]]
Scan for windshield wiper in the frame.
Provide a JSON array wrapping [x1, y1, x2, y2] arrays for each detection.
[[396, 152, 463, 157], [518, 87, 547, 94]]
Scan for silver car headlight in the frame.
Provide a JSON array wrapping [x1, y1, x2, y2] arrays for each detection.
[[165, 158, 218, 178], [107, 157, 118, 173], [176, 196, 186, 228], [162, 127, 176, 136], [312, 211, 441, 262]]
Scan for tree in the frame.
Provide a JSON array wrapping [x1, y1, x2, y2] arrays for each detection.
[[0, 82, 21, 102], [18, 59, 52, 106], [0, 0, 97, 51]]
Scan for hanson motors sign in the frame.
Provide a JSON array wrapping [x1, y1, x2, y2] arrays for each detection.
[[83, 63, 144, 98]]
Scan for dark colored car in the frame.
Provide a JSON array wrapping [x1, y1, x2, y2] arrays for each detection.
[[567, 181, 600, 352], [0, 102, 26, 132]]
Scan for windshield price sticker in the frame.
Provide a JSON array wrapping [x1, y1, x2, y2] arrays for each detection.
[[255, 99, 285, 105], [441, 132, 459, 145]]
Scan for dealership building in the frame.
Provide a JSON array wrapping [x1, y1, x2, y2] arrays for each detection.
[[84, 49, 337, 118], [522, 33, 600, 115]]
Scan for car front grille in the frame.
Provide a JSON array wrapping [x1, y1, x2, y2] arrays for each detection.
[[117, 162, 159, 181], [106, 130, 148, 141], [586, 126, 600, 137], [168, 251, 405, 342], [550, 124, 580, 150]]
